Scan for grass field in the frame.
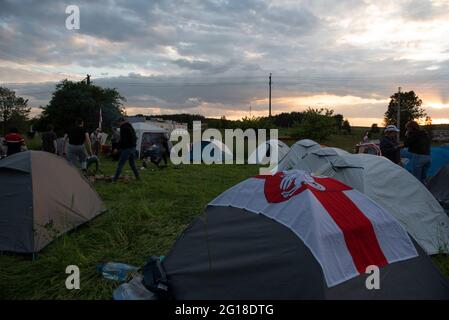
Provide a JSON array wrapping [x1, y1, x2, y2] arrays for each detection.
[[1, 131, 448, 299], [0, 159, 260, 299]]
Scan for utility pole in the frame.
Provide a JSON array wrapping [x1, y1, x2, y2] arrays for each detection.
[[269, 73, 272, 118], [249, 105, 252, 118], [86, 74, 91, 85], [397, 86, 401, 142]]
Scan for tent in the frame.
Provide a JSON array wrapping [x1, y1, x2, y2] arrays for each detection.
[[131, 122, 167, 158], [247, 139, 290, 165], [189, 140, 233, 163], [0, 151, 105, 253], [285, 147, 349, 173], [157, 171, 449, 299], [276, 140, 449, 254], [401, 146, 449, 178], [277, 139, 322, 171], [314, 153, 449, 255], [429, 164, 449, 210]]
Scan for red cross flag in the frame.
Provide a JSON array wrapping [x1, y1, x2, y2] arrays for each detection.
[[209, 170, 418, 287]]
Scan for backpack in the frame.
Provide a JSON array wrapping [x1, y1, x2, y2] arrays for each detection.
[[141, 256, 172, 300]]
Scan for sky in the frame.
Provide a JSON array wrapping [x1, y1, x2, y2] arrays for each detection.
[[1, 0, 449, 126]]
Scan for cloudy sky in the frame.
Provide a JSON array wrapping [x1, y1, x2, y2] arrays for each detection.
[[1, 0, 449, 125]]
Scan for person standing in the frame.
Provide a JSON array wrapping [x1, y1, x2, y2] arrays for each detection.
[[404, 120, 431, 184], [362, 131, 370, 143], [41, 125, 57, 154], [64, 119, 92, 171], [110, 126, 121, 161], [379, 125, 401, 165], [4, 127, 25, 156], [90, 128, 102, 156], [113, 117, 140, 182]]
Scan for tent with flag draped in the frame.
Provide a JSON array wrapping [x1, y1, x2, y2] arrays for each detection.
[[159, 170, 449, 299], [273, 139, 449, 255]]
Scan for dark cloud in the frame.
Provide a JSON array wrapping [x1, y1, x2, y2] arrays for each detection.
[[1, 0, 449, 123]]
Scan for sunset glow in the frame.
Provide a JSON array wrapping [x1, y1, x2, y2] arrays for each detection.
[[1, 0, 449, 125]]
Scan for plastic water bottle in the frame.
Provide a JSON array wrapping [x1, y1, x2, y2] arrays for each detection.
[[113, 275, 158, 300], [97, 262, 140, 282]]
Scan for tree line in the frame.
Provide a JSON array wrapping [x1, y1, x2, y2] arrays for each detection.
[[0, 79, 430, 141]]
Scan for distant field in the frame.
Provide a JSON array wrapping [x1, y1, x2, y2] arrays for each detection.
[[279, 126, 372, 151]]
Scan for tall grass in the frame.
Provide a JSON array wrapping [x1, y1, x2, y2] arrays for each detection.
[[0, 159, 260, 299]]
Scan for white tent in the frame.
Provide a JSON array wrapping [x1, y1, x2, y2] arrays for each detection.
[[279, 141, 449, 255], [312, 153, 449, 255], [277, 139, 322, 171], [189, 139, 233, 163], [248, 139, 290, 165], [286, 146, 349, 173], [131, 122, 167, 157], [276, 139, 349, 172]]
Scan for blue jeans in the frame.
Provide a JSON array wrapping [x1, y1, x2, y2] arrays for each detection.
[[410, 153, 431, 184], [67, 144, 87, 169], [113, 147, 140, 181]]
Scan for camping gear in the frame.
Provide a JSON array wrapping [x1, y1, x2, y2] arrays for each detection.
[[141, 256, 171, 299], [142, 144, 166, 168], [131, 122, 167, 158], [355, 142, 381, 156], [429, 164, 449, 210], [86, 155, 100, 175], [0, 151, 105, 253], [401, 146, 449, 178], [157, 171, 449, 299], [98, 262, 140, 282], [189, 140, 233, 163], [113, 275, 158, 300], [276, 140, 449, 255], [248, 139, 290, 165]]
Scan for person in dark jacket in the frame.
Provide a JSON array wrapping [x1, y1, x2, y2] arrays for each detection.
[[379, 125, 401, 165], [110, 126, 121, 161], [404, 120, 431, 184], [63, 119, 92, 170], [113, 117, 140, 182], [41, 125, 57, 154]]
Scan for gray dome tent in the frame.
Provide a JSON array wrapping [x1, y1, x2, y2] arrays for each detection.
[[0, 151, 105, 253], [429, 164, 449, 210], [156, 171, 449, 299]]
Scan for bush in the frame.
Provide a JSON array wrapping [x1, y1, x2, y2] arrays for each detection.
[[291, 108, 336, 142]]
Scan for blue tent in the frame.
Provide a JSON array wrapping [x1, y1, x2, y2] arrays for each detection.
[[401, 146, 449, 178]]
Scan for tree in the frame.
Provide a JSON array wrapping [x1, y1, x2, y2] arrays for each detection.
[[272, 111, 304, 127], [292, 108, 336, 142], [342, 119, 351, 134], [35, 80, 125, 135], [370, 123, 380, 134], [424, 116, 433, 140], [333, 114, 344, 131], [384, 90, 426, 138], [0, 87, 31, 135]]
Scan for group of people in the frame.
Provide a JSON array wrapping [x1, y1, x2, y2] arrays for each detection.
[[1, 118, 144, 183], [62, 117, 141, 182], [380, 121, 431, 184]]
